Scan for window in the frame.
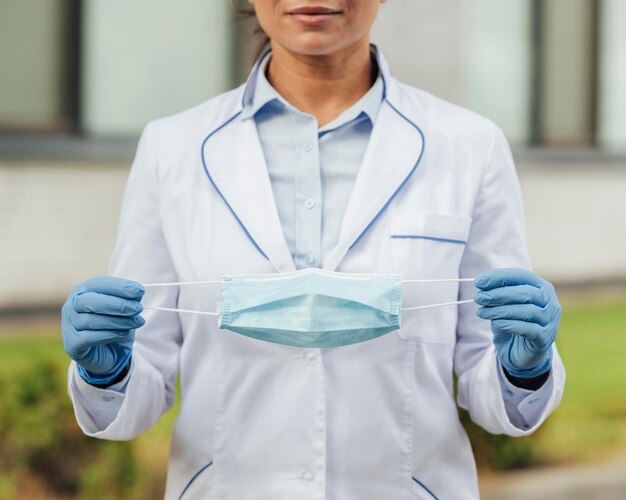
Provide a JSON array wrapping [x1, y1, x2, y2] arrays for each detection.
[[0, 0, 238, 138], [0, 0, 80, 133], [463, 0, 624, 150], [531, 0, 600, 147]]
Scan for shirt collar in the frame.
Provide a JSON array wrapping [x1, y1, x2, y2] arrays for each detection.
[[240, 48, 384, 127]]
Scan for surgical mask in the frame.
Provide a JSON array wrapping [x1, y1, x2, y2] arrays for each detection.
[[142, 268, 474, 348]]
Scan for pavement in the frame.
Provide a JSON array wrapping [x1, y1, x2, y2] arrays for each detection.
[[479, 458, 626, 500]]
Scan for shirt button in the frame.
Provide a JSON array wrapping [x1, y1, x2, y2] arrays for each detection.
[[302, 141, 313, 152], [301, 470, 315, 483], [304, 352, 315, 363], [304, 198, 315, 209], [304, 254, 314, 265]]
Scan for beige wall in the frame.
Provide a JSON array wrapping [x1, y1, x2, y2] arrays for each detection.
[[2, 159, 625, 308], [0, 162, 127, 308]]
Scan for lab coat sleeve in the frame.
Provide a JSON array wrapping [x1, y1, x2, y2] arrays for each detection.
[[454, 122, 565, 436], [496, 360, 556, 429], [68, 360, 131, 431], [67, 120, 182, 440]]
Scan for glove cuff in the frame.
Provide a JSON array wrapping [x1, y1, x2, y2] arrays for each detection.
[[502, 347, 553, 378], [77, 351, 132, 387]]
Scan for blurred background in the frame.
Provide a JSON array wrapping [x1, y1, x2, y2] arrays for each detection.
[[0, 0, 624, 498]]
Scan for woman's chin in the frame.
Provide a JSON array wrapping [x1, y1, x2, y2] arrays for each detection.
[[276, 34, 356, 57]]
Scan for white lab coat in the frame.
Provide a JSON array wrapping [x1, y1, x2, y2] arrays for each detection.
[[68, 47, 565, 500]]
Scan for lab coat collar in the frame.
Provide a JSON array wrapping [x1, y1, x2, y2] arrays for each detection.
[[240, 42, 392, 110], [239, 48, 273, 120], [240, 44, 384, 126], [201, 43, 424, 273]]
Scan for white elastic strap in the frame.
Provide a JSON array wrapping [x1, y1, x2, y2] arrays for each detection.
[[401, 299, 475, 311], [402, 278, 475, 283], [142, 300, 475, 317], [140, 278, 476, 316], [142, 306, 218, 316], [143, 280, 221, 288], [142, 278, 474, 287]]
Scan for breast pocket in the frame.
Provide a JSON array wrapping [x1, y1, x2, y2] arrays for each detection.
[[389, 211, 472, 343]]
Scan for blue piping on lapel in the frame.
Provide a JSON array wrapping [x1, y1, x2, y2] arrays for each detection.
[[200, 43, 412, 264], [199, 47, 274, 262], [200, 110, 269, 260], [347, 97, 426, 251]]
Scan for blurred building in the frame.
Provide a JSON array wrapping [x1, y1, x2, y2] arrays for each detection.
[[1, 0, 625, 309]]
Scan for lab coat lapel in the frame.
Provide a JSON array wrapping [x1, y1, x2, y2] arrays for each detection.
[[323, 97, 426, 271], [201, 115, 296, 273]]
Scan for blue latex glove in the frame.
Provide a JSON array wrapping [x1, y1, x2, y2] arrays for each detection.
[[474, 268, 561, 378], [61, 277, 145, 386]]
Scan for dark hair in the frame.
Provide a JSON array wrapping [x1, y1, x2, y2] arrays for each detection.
[[230, 0, 271, 61]]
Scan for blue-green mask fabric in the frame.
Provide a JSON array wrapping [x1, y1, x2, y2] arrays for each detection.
[[217, 269, 403, 348]]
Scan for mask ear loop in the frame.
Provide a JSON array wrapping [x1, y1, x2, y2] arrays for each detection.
[[401, 299, 474, 311], [142, 306, 218, 316], [142, 280, 221, 287], [401, 277, 475, 311], [141, 281, 221, 316], [139, 277, 477, 316], [402, 278, 475, 283]]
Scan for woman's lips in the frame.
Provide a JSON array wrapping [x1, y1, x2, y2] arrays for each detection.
[[288, 12, 341, 26]]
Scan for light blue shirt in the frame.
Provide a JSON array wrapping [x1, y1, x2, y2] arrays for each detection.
[[241, 51, 384, 269]]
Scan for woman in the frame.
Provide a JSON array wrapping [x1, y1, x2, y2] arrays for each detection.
[[61, 2, 565, 499]]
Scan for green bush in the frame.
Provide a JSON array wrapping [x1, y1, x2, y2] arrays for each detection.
[[0, 357, 158, 499]]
